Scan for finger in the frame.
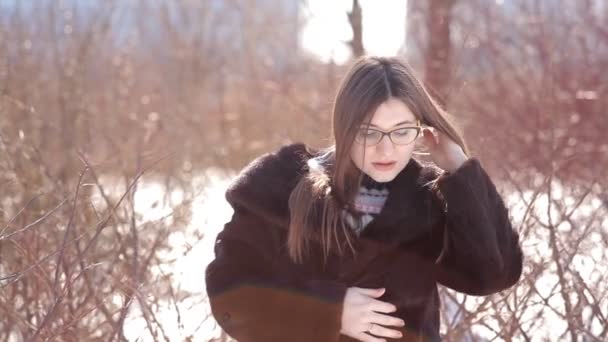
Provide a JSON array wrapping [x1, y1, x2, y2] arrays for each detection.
[[428, 127, 440, 144], [418, 130, 435, 152], [355, 333, 387, 342], [368, 324, 403, 340], [369, 312, 405, 327], [357, 287, 385, 297], [423, 128, 438, 146], [369, 299, 397, 313]]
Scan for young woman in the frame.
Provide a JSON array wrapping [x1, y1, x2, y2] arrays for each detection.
[[205, 56, 523, 342]]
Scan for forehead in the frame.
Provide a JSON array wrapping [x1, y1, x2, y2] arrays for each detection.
[[367, 98, 416, 126]]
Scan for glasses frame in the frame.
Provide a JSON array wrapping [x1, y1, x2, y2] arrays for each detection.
[[355, 119, 427, 146]]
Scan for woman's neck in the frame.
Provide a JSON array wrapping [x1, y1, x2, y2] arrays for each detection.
[[361, 173, 391, 190]]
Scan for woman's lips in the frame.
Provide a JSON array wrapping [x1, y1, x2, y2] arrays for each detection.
[[372, 161, 396, 171]]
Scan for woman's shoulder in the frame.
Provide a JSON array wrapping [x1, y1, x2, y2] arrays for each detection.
[[226, 142, 314, 197], [224, 142, 315, 225], [239, 142, 315, 177]]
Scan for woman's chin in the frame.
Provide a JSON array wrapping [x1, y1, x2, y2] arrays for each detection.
[[366, 171, 397, 183]]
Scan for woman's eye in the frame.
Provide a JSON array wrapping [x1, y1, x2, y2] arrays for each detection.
[[393, 129, 413, 136], [359, 129, 376, 137]]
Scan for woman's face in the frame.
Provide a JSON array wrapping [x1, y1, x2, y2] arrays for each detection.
[[350, 97, 419, 183]]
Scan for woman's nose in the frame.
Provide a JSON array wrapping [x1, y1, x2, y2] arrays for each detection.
[[376, 135, 394, 155]]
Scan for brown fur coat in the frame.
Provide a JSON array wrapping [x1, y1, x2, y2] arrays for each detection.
[[205, 142, 523, 342]]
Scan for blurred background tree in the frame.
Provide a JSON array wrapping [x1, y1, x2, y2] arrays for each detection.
[[1, 0, 606, 340]]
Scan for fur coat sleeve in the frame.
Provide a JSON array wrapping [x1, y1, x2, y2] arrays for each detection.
[[430, 157, 524, 296]]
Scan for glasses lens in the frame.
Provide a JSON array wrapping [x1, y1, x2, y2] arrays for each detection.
[[356, 128, 382, 145], [390, 128, 419, 145]]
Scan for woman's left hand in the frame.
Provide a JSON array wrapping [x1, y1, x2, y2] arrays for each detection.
[[419, 127, 469, 173]]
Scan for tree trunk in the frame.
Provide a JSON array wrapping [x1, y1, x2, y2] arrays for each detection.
[[347, 0, 364, 58], [424, 0, 455, 106]]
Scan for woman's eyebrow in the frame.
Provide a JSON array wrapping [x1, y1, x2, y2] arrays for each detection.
[[367, 120, 416, 128]]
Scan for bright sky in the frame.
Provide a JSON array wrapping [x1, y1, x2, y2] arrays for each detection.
[[300, 0, 408, 64]]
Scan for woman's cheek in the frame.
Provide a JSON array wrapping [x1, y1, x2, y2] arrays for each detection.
[[351, 145, 371, 170]]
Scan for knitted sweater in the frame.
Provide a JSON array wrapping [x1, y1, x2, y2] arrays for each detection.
[[342, 173, 391, 235]]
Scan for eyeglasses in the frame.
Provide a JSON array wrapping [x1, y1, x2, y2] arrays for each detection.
[[354, 119, 424, 146]]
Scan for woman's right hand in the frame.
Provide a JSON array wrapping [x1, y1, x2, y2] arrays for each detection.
[[340, 287, 405, 342]]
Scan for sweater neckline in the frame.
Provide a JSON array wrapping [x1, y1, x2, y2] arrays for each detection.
[[361, 173, 392, 190]]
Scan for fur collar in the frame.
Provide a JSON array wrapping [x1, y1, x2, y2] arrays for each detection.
[[225, 142, 445, 243]]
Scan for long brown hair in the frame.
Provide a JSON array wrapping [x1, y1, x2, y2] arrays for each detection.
[[287, 56, 470, 264]]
